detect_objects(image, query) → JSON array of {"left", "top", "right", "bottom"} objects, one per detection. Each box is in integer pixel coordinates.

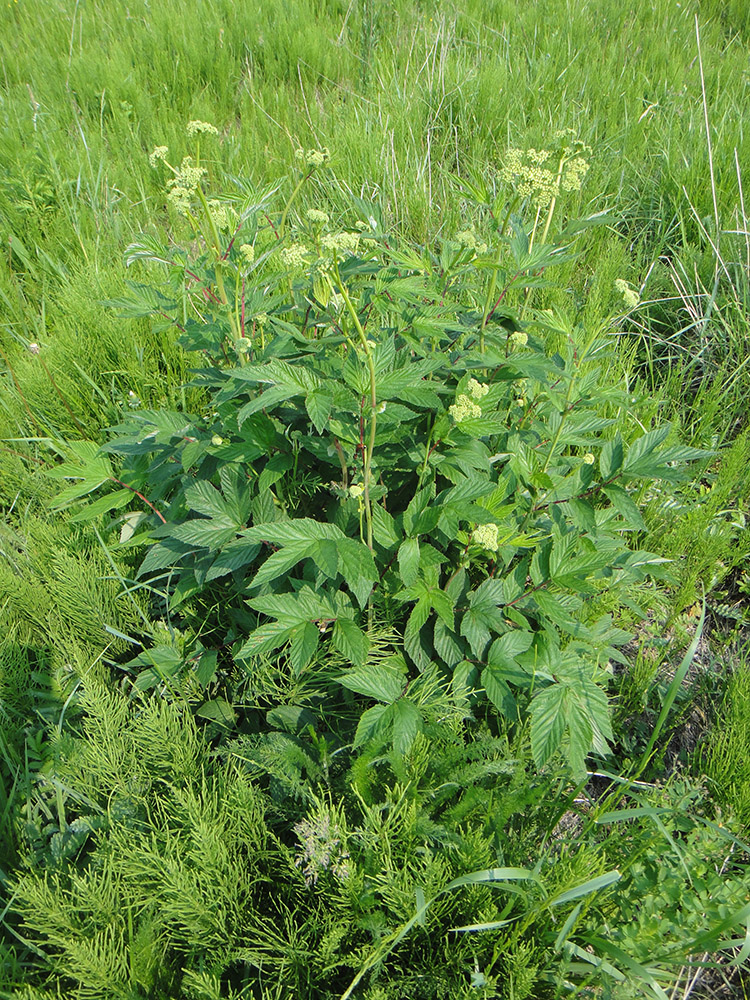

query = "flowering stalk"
[
  {"left": 194, "top": 186, "right": 240, "bottom": 342},
  {"left": 332, "top": 254, "right": 376, "bottom": 554}
]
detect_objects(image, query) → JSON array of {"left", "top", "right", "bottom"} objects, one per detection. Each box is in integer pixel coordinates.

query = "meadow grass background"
[{"left": 2, "top": 0, "right": 750, "bottom": 994}]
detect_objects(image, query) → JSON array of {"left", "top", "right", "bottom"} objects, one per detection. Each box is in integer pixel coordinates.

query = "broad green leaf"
[
  {"left": 469, "top": 578, "right": 506, "bottom": 610},
  {"left": 372, "top": 503, "right": 399, "bottom": 548},
  {"left": 185, "top": 480, "right": 232, "bottom": 522},
  {"left": 67, "top": 488, "right": 131, "bottom": 522},
  {"left": 248, "top": 538, "right": 312, "bottom": 588},
  {"left": 603, "top": 484, "right": 646, "bottom": 531},
  {"left": 403, "top": 483, "right": 435, "bottom": 536},
  {"left": 332, "top": 617, "right": 370, "bottom": 666},
  {"left": 237, "top": 621, "right": 295, "bottom": 659},
  {"left": 337, "top": 537, "right": 378, "bottom": 608},
  {"left": 169, "top": 517, "right": 238, "bottom": 549},
  {"left": 338, "top": 659, "right": 405, "bottom": 702},
  {"left": 482, "top": 665, "right": 517, "bottom": 719},
  {"left": 404, "top": 598, "right": 432, "bottom": 669},
  {"left": 243, "top": 518, "right": 345, "bottom": 546},
  {"left": 398, "top": 537, "right": 420, "bottom": 588},
  {"left": 599, "top": 434, "right": 624, "bottom": 480},
  {"left": 289, "top": 621, "right": 320, "bottom": 674},
  {"left": 206, "top": 539, "right": 260, "bottom": 581},
  {"left": 311, "top": 538, "right": 339, "bottom": 578},
  {"left": 354, "top": 703, "right": 393, "bottom": 748},
  {"left": 392, "top": 698, "right": 422, "bottom": 754},
  {"left": 305, "top": 389, "right": 333, "bottom": 434},
  {"left": 530, "top": 684, "right": 567, "bottom": 768}
]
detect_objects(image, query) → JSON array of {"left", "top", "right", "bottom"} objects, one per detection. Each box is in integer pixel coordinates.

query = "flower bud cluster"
[
  {"left": 449, "top": 394, "right": 482, "bottom": 421},
  {"left": 472, "top": 523, "right": 499, "bottom": 552},
  {"left": 186, "top": 120, "right": 219, "bottom": 136},
  {"left": 614, "top": 278, "right": 640, "bottom": 310},
  {"left": 295, "top": 147, "right": 330, "bottom": 168},
  {"left": 280, "top": 244, "right": 309, "bottom": 269},
  {"left": 321, "top": 231, "right": 360, "bottom": 256}
]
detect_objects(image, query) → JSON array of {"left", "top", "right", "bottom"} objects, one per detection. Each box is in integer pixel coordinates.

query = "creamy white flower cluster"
[
  {"left": 280, "top": 243, "right": 309, "bottom": 269},
  {"left": 472, "top": 523, "right": 499, "bottom": 552},
  {"left": 321, "top": 231, "right": 360, "bottom": 256},
  {"left": 449, "top": 379, "right": 489, "bottom": 421},
  {"left": 614, "top": 278, "right": 640, "bottom": 310},
  {"left": 295, "top": 147, "right": 330, "bottom": 168}
]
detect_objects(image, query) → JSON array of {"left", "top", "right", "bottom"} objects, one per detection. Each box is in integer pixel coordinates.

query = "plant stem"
[
  {"left": 195, "top": 186, "right": 239, "bottom": 341},
  {"left": 333, "top": 255, "right": 376, "bottom": 554},
  {"left": 279, "top": 169, "right": 312, "bottom": 240}
]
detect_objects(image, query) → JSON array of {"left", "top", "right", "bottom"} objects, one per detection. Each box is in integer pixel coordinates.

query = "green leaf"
[
  {"left": 206, "top": 539, "right": 260, "bottom": 581},
  {"left": 398, "top": 537, "right": 420, "bottom": 587},
  {"left": 258, "top": 453, "right": 294, "bottom": 493},
  {"left": 338, "top": 659, "right": 405, "bottom": 702},
  {"left": 372, "top": 503, "right": 399, "bottom": 548},
  {"left": 248, "top": 538, "right": 313, "bottom": 589},
  {"left": 469, "top": 578, "right": 506, "bottom": 610},
  {"left": 600, "top": 434, "right": 624, "bottom": 480},
  {"left": 337, "top": 537, "right": 378, "bottom": 608},
  {"left": 184, "top": 480, "right": 232, "bottom": 522},
  {"left": 602, "top": 484, "right": 646, "bottom": 530},
  {"left": 403, "top": 483, "right": 435, "bottom": 536},
  {"left": 237, "top": 621, "right": 295, "bottom": 659},
  {"left": 392, "top": 698, "right": 422, "bottom": 754},
  {"left": 481, "top": 665, "right": 517, "bottom": 719},
  {"left": 404, "top": 598, "right": 432, "bottom": 670},
  {"left": 332, "top": 617, "right": 370, "bottom": 666},
  {"left": 354, "top": 703, "right": 393, "bottom": 748},
  {"left": 530, "top": 684, "right": 567, "bottom": 768},
  {"left": 305, "top": 389, "right": 333, "bottom": 434},
  {"left": 67, "top": 489, "right": 132, "bottom": 522},
  {"left": 169, "top": 517, "right": 238, "bottom": 549},
  {"left": 312, "top": 538, "right": 340, "bottom": 578},
  {"left": 194, "top": 698, "right": 236, "bottom": 725},
  {"left": 244, "top": 518, "right": 345, "bottom": 545},
  {"left": 289, "top": 621, "right": 320, "bottom": 674},
  {"left": 622, "top": 426, "right": 670, "bottom": 476}
]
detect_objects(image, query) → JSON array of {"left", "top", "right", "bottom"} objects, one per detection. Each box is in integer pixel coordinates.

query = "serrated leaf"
[
  {"left": 169, "top": 517, "right": 238, "bottom": 549},
  {"left": 482, "top": 665, "right": 517, "bottom": 719},
  {"left": 237, "top": 621, "right": 295, "bottom": 659},
  {"left": 332, "top": 617, "right": 370, "bottom": 666},
  {"left": 305, "top": 389, "right": 333, "bottom": 434},
  {"left": 530, "top": 684, "right": 567, "bottom": 768},
  {"left": 600, "top": 435, "right": 624, "bottom": 480},
  {"left": 603, "top": 484, "right": 646, "bottom": 531},
  {"left": 433, "top": 619, "right": 464, "bottom": 668},
  {"left": 398, "top": 537, "right": 420, "bottom": 587},
  {"left": 248, "top": 538, "right": 311, "bottom": 589},
  {"left": 392, "top": 698, "right": 422, "bottom": 755},
  {"left": 354, "top": 703, "right": 393, "bottom": 748},
  {"left": 337, "top": 537, "right": 378, "bottom": 608},
  {"left": 243, "top": 518, "right": 345, "bottom": 546},
  {"left": 185, "top": 480, "right": 232, "bottom": 522},
  {"left": 206, "top": 539, "right": 260, "bottom": 580},
  {"left": 312, "top": 538, "right": 340, "bottom": 578},
  {"left": 67, "top": 489, "right": 131, "bottom": 522},
  {"left": 372, "top": 503, "right": 399, "bottom": 548},
  {"left": 289, "top": 621, "right": 320, "bottom": 674},
  {"left": 338, "top": 660, "right": 405, "bottom": 702}
]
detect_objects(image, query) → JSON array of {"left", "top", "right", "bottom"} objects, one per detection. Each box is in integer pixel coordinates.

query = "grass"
[{"left": 2, "top": 0, "right": 750, "bottom": 996}]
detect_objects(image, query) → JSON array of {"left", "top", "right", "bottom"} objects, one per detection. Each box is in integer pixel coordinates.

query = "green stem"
[
  {"left": 334, "top": 255, "right": 376, "bottom": 554},
  {"left": 279, "top": 169, "right": 312, "bottom": 240},
  {"left": 480, "top": 197, "right": 517, "bottom": 352},
  {"left": 195, "top": 186, "right": 239, "bottom": 341}
]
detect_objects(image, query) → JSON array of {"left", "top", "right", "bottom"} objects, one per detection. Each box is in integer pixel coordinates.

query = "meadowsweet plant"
[{"left": 57, "top": 132, "right": 709, "bottom": 776}]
